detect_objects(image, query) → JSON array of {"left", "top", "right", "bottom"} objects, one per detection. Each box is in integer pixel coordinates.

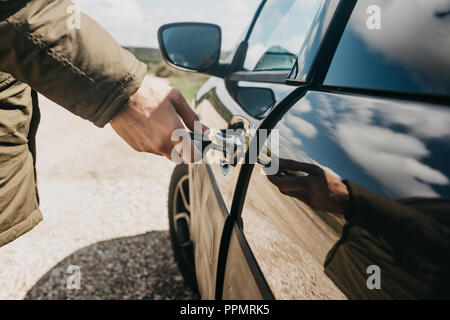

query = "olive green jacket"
[{"left": 0, "top": 0, "right": 147, "bottom": 247}]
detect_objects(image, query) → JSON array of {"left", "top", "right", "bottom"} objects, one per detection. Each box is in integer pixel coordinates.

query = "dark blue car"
[{"left": 160, "top": 0, "right": 450, "bottom": 299}]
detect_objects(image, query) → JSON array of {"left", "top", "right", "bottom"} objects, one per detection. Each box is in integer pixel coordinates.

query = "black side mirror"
[{"left": 158, "top": 22, "right": 224, "bottom": 76}]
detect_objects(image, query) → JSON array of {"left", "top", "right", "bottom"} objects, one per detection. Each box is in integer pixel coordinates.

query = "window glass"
[
  {"left": 243, "top": 0, "right": 323, "bottom": 71},
  {"left": 293, "top": 0, "right": 340, "bottom": 81},
  {"left": 324, "top": 0, "right": 450, "bottom": 96}
]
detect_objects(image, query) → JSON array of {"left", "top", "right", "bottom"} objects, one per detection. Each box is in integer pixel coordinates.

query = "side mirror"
[{"left": 158, "top": 22, "right": 223, "bottom": 76}]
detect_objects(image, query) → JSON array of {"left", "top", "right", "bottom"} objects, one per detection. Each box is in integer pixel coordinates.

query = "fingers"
[
  {"left": 283, "top": 191, "right": 309, "bottom": 203},
  {"left": 170, "top": 90, "right": 209, "bottom": 135},
  {"left": 267, "top": 174, "right": 308, "bottom": 193},
  {"left": 267, "top": 175, "right": 310, "bottom": 203},
  {"left": 115, "top": 77, "right": 209, "bottom": 162},
  {"left": 172, "top": 133, "right": 202, "bottom": 163},
  {"left": 149, "top": 99, "right": 202, "bottom": 163},
  {"left": 163, "top": 99, "right": 203, "bottom": 163},
  {"left": 278, "top": 158, "right": 322, "bottom": 175}
]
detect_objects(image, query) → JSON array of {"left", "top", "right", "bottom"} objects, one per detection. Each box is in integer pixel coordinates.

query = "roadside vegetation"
[
  {"left": 125, "top": 47, "right": 210, "bottom": 104},
  {"left": 152, "top": 61, "right": 210, "bottom": 103}
]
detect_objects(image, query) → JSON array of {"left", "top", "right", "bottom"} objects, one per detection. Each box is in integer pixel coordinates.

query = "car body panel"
[
  {"left": 239, "top": 89, "right": 450, "bottom": 299},
  {"left": 221, "top": 227, "right": 264, "bottom": 300},
  {"left": 240, "top": 161, "right": 346, "bottom": 299},
  {"left": 192, "top": 74, "right": 297, "bottom": 298},
  {"left": 189, "top": 161, "right": 228, "bottom": 299},
  {"left": 190, "top": 0, "right": 343, "bottom": 300},
  {"left": 184, "top": 0, "right": 450, "bottom": 300}
]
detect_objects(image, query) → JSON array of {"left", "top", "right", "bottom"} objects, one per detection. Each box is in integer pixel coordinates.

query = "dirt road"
[{"left": 0, "top": 78, "right": 197, "bottom": 299}]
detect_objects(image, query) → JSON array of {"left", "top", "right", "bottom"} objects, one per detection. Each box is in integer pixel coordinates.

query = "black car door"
[
  {"left": 223, "top": 0, "right": 450, "bottom": 300},
  {"left": 192, "top": 0, "right": 328, "bottom": 299},
  {"left": 218, "top": 0, "right": 341, "bottom": 299}
]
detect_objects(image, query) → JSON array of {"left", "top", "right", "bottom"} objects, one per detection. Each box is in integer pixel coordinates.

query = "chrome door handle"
[
  {"left": 190, "top": 127, "right": 247, "bottom": 175},
  {"left": 214, "top": 129, "right": 246, "bottom": 167},
  {"left": 190, "top": 129, "right": 245, "bottom": 157},
  {"left": 214, "top": 129, "right": 245, "bottom": 152}
]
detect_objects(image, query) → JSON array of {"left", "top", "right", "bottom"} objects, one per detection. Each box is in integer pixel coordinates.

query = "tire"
[{"left": 168, "top": 164, "right": 199, "bottom": 293}]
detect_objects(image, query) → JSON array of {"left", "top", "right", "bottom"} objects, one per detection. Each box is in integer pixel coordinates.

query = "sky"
[{"left": 73, "top": 0, "right": 261, "bottom": 50}]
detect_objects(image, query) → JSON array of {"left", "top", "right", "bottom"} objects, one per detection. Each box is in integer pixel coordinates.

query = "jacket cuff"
[
  {"left": 342, "top": 179, "right": 369, "bottom": 225},
  {"left": 91, "top": 58, "right": 147, "bottom": 128}
]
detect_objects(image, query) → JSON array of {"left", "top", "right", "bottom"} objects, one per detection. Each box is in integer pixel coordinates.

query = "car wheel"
[{"left": 168, "top": 164, "right": 198, "bottom": 293}]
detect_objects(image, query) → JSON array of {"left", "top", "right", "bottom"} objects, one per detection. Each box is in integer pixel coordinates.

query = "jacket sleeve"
[
  {"left": 343, "top": 180, "right": 450, "bottom": 266},
  {"left": 0, "top": 0, "right": 147, "bottom": 127}
]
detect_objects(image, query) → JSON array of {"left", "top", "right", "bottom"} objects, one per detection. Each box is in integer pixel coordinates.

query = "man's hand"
[
  {"left": 267, "top": 159, "right": 350, "bottom": 215},
  {"left": 110, "top": 77, "right": 208, "bottom": 162}
]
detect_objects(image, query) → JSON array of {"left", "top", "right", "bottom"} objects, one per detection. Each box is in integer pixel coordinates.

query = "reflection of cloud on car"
[{"left": 159, "top": 0, "right": 450, "bottom": 300}]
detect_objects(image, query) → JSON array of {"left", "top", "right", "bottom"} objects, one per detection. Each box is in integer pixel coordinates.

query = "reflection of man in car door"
[{"left": 268, "top": 158, "right": 450, "bottom": 299}]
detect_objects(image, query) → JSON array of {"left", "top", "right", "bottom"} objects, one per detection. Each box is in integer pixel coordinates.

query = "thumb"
[{"left": 170, "top": 90, "right": 209, "bottom": 134}]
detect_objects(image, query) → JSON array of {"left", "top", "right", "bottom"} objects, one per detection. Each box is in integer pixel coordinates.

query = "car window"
[
  {"left": 324, "top": 0, "right": 450, "bottom": 96},
  {"left": 243, "top": 0, "right": 323, "bottom": 72},
  {"left": 293, "top": 0, "right": 340, "bottom": 81}
]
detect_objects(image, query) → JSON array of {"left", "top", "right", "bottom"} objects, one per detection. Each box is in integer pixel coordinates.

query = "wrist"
[
  {"left": 341, "top": 180, "right": 357, "bottom": 224},
  {"left": 332, "top": 180, "right": 350, "bottom": 216}
]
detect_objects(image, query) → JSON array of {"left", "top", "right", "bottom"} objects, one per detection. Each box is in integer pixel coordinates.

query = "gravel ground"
[
  {"left": 25, "top": 231, "right": 198, "bottom": 300},
  {"left": 0, "top": 77, "right": 198, "bottom": 299}
]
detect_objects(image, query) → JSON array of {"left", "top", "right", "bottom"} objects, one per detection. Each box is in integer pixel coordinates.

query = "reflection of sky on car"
[
  {"left": 245, "top": 0, "right": 322, "bottom": 70},
  {"left": 325, "top": 0, "right": 450, "bottom": 96},
  {"left": 272, "top": 93, "right": 450, "bottom": 199},
  {"left": 296, "top": 0, "right": 339, "bottom": 81}
]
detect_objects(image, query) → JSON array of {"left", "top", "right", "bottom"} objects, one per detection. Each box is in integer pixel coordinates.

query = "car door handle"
[
  {"left": 190, "top": 126, "right": 247, "bottom": 175},
  {"left": 215, "top": 129, "right": 245, "bottom": 175},
  {"left": 190, "top": 129, "right": 246, "bottom": 157},
  {"left": 214, "top": 129, "right": 245, "bottom": 152}
]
